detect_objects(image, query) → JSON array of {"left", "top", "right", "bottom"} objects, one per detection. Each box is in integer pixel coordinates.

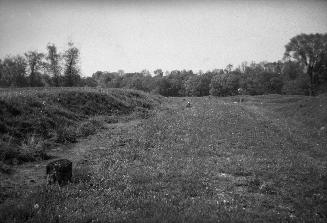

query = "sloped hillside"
[{"left": 0, "top": 88, "right": 161, "bottom": 162}]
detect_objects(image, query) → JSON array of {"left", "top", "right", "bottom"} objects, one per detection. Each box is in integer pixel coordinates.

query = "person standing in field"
[{"left": 238, "top": 88, "right": 245, "bottom": 103}]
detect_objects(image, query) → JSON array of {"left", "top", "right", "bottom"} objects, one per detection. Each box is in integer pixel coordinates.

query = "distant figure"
[
  {"left": 238, "top": 88, "right": 246, "bottom": 103},
  {"left": 186, "top": 101, "right": 191, "bottom": 107}
]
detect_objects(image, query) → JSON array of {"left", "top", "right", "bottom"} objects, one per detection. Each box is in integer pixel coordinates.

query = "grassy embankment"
[
  {"left": 0, "top": 87, "right": 161, "bottom": 166},
  {"left": 1, "top": 92, "right": 327, "bottom": 222}
]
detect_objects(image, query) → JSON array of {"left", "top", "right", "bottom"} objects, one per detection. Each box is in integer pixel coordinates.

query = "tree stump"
[{"left": 46, "top": 159, "right": 72, "bottom": 186}]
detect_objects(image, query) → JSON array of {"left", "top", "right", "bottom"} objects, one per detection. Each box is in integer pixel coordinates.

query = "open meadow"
[
  {"left": 1, "top": 88, "right": 326, "bottom": 222},
  {"left": 1, "top": 0, "right": 327, "bottom": 221}
]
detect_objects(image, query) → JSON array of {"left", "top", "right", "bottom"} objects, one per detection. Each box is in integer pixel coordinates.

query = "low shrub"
[
  {"left": 73, "top": 164, "right": 94, "bottom": 183},
  {"left": 78, "top": 117, "right": 105, "bottom": 137},
  {"left": 0, "top": 161, "right": 11, "bottom": 173},
  {"left": 54, "top": 125, "right": 78, "bottom": 143},
  {"left": 0, "top": 136, "right": 50, "bottom": 164},
  {"left": 19, "top": 136, "right": 49, "bottom": 162},
  {"left": 103, "top": 115, "right": 119, "bottom": 124}
]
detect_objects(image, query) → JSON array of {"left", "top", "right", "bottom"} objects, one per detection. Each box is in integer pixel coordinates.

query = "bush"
[
  {"left": 78, "top": 116, "right": 106, "bottom": 137},
  {"left": 0, "top": 136, "right": 50, "bottom": 164},
  {"left": 240, "top": 72, "right": 283, "bottom": 95},
  {"left": 103, "top": 115, "right": 119, "bottom": 124},
  {"left": 19, "top": 136, "right": 49, "bottom": 162},
  {"left": 210, "top": 73, "right": 239, "bottom": 96},
  {"left": 73, "top": 164, "right": 94, "bottom": 183},
  {"left": 0, "top": 161, "right": 11, "bottom": 173},
  {"left": 55, "top": 125, "right": 78, "bottom": 143},
  {"left": 282, "top": 75, "right": 310, "bottom": 95}
]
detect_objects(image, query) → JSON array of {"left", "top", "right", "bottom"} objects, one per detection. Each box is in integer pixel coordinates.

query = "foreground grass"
[
  {"left": 0, "top": 87, "right": 160, "bottom": 164},
  {"left": 1, "top": 94, "right": 327, "bottom": 222}
]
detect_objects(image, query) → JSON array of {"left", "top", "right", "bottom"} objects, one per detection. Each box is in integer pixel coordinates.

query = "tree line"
[
  {"left": 91, "top": 61, "right": 295, "bottom": 97},
  {"left": 0, "top": 42, "right": 95, "bottom": 88},
  {"left": 1, "top": 33, "right": 326, "bottom": 96}
]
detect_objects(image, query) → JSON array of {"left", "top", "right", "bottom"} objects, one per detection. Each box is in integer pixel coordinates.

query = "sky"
[{"left": 0, "top": 0, "right": 327, "bottom": 76}]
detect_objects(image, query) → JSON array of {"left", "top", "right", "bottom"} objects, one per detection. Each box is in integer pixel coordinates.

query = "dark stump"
[{"left": 46, "top": 159, "right": 72, "bottom": 186}]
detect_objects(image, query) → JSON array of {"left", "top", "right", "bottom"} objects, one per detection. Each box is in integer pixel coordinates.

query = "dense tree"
[
  {"left": 282, "top": 61, "right": 304, "bottom": 80},
  {"left": 0, "top": 59, "right": 7, "bottom": 87},
  {"left": 92, "top": 71, "right": 120, "bottom": 88},
  {"left": 224, "top": 64, "right": 233, "bottom": 74},
  {"left": 1, "top": 56, "right": 28, "bottom": 87},
  {"left": 257, "top": 72, "right": 283, "bottom": 94},
  {"left": 184, "top": 72, "right": 214, "bottom": 97},
  {"left": 117, "top": 69, "right": 125, "bottom": 76},
  {"left": 262, "top": 61, "right": 283, "bottom": 74},
  {"left": 284, "top": 33, "right": 327, "bottom": 95},
  {"left": 25, "top": 51, "right": 44, "bottom": 87},
  {"left": 141, "top": 69, "right": 151, "bottom": 76},
  {"left": 81, "top": 77, "right": 98, "bottom": 87},
  {"left": 154, "top": 69, "right": 163, "bottom": 77},
  {"left": 46, "top": 43, "right": 62, "bottom": 86},
  {"left": 63, "top": 42, "right": 81, "bottom": 86},
  {"left": 165, "top": 70, "right": 195, "bottom": 96},
  {"left": 200, "top": 71, "right": 216, "bottom": 95},
  {"left": 210, "top": 72, "right": 240, "bottom": 96},
  {"left": 184, "top": 75, "right": 202, "bottom": 96},
  {"left": 154, "top": 78, "right": 171, "bottom": 96},
  {"left": 1, "top": 33, "right": 325, "bottom": 96},
  {"left": 282, "top": 74, "right": 310, "bottom": 95}
]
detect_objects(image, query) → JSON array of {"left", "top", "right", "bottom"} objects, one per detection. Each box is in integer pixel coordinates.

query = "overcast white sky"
[{"left": 0, "top": 0, "right": 327, "bottom": 76}]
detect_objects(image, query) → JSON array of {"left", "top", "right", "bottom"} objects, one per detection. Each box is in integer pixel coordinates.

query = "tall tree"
[
  {"left": 284, "top": 33, "right": 327, "bottom": 95},
  {"left": 25, "top": 51, "right": 44, "bottom": 86},
  {"left": 154, "top": 69, "right": 163, "bottom": 77},
  {"left": 63, "top": 42, "right": 81, "bottom": 86},
  {"left": 141, "top": 69, "right": 150, "bottom": 76},
  {"left": 46, "top": 43, "right": 62, "bottom": 86},
  {"left": 117, "top": 69, "right": 125, "bottom": 76},
  {"left": 224, "top": 64, "right": 233, "bottom": 74},
  {"left": 282, "top": 61, "right": 304, "bottom": 80},
  {"left": 184, "top": 75, "right": 202, "bottom": 96},
  {"left": 0, "top": 59, "right": 6, "bottom": 87},
  {"left": 210, "top": 72, "right": 240, "bottom": 96},
  {"left": 1, "top": 55, "right": 28, "bottom": 87}
]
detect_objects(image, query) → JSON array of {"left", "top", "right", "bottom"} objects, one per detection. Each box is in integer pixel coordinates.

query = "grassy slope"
[
  {"left": 1, "top": 94, "right": 326, "bottom": 222},
  {"left": 0, "top": 87, "right": 161, "bottom": 162}
]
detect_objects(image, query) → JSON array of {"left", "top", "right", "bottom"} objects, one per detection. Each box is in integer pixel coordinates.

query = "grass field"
[{"left": 0, "top": 90, "right": 327, "bottom": 222}]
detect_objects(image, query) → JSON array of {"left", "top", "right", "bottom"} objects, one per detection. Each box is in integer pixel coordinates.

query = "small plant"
[
  {"left": 78, "top": 121, "right": 97, "bottom": 137},
  {"left": 55, "top": 125, "right": 78, "bottom": 143},
  {"left": 73, "top": 164, "right": 94, "bottom": 183},
  {"left": 0, "top": 137, "right": 17, "bottom": 162},
  {"left": 78, "top": 117, "right": 105, "bottom": 137},
  {"left": 0, "top": 161, "right": 11, "bottom": 173},
  {"left": 19, "top": 135, "right": 49, "bottom": 162},
  {"left": 0, "top": 135, "right": 50, "bottom": 164},
  {"left": 104, "top": 115, "right": 119, "bottom": 124}
]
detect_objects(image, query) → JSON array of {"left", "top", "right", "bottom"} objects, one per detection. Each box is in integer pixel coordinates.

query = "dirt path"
[{"left": 0, "top": 119, "right": 142, "bottom": 193}]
